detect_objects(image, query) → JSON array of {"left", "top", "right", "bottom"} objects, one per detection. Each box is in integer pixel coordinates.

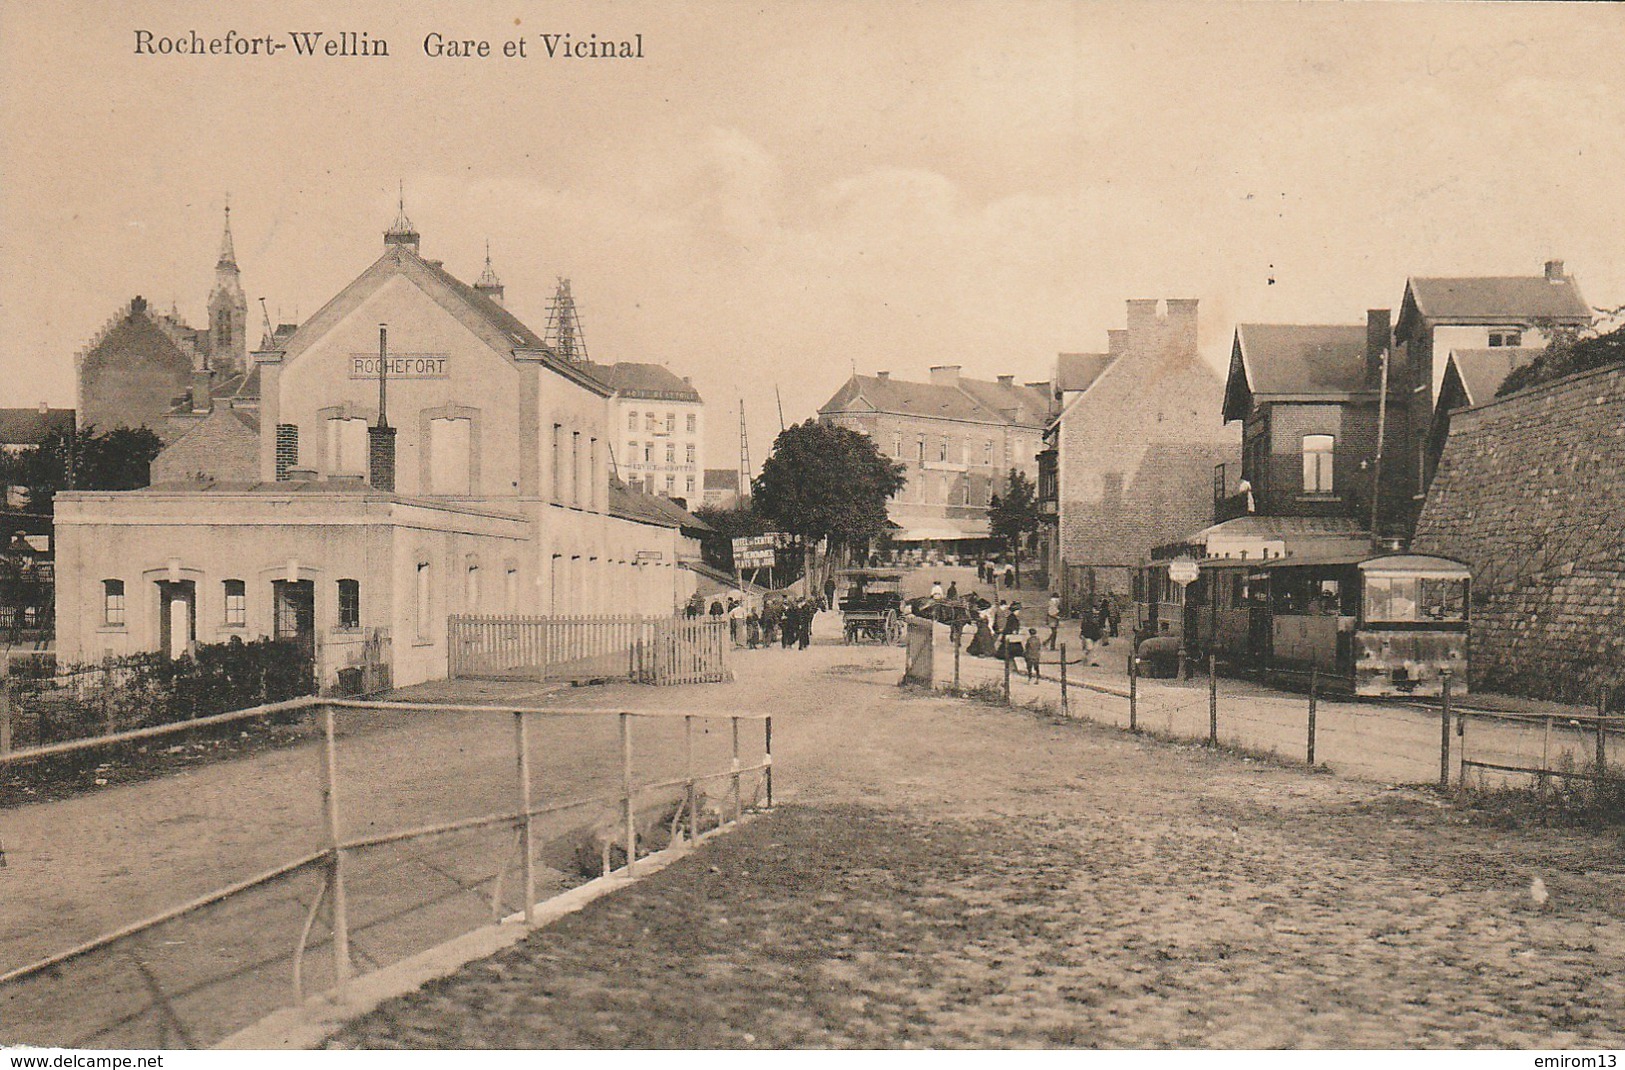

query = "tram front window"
[{"left": 1365, "top": 576, "right": 1466, "bottom": 622}]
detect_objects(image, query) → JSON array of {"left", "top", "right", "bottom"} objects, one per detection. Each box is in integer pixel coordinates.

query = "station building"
[{"left": 54, "top": 208, "right": 697, "bottom": 688}]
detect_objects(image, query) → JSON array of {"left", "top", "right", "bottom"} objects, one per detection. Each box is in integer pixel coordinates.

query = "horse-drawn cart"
[{"left": 836, "top": 570, "right": 906, "bottom": 644}]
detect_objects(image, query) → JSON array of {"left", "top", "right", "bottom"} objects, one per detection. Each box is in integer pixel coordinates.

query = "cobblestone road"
[{"left": 332, "top": 636, "right": 1625, "bottom": 1049}]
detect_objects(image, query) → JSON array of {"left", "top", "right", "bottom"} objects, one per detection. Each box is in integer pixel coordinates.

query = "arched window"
[{"left": 1302, "top": 434, "right": 1335, "bottom": 494}]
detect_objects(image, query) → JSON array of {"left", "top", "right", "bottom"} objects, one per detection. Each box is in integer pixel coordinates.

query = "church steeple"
[
  {"left": 207, "top": 196, "right": 248, "bottom": 375},
  {"left": 384, "top": 181, "right": 420, "bottom": 253},
  {"left": 474, "top": 240, "right": 505, "bottom": 305},
  {"left": 217, "top": 198, "right": 239, "bottom": 271}
]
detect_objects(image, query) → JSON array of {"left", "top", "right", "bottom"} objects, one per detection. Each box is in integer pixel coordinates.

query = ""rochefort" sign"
[{"left": 349, "top": 354, "right": 450, "bottom": 379}]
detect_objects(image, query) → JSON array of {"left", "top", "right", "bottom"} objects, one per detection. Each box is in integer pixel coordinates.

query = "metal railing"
[{"left": 0, "top": 696, "right": 771, "bottom": 1049}]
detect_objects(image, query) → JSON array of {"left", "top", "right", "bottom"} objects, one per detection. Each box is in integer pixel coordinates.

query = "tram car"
[{"left": 1135, "top": 552, "right": 1470, "bottom": 697}]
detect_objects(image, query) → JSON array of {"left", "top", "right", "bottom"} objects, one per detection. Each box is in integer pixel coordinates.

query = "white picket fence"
[{"left": 449, "top": 615, "right": 731, "bottom": 686}]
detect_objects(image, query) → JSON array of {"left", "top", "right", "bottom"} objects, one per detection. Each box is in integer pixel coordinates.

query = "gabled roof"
[
  {"left": 952, "top": 377, "right": 1049, "bottom": 428},
  {"left": 271, "top": 243, "right": 612, "bottom": 396},
  {"left": 818, "top": 373, "right": 1041, "bottom": 426},
  {"left": 1225, "top": 324, "right": 1368, "bottom": 422},
  {"left": 1439, "top": 347, "right": 1543, "bottom": 410},
  {"left": 1405, "top": 275, "right": 1591, "bottom": 325},
  {"left": 607, "top": 476, "right": 710, "bottom": 531},
  {"left": 580, "top": 361, "right": 702, "bottom": 402},
  {"left": 1055, "top": 352, "right": 1115, "bottom": 396},
  {"left": 0, "top": 408, "right": 75, "bottom": 445}
]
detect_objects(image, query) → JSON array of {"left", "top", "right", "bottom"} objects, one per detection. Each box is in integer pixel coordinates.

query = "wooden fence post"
[
  {"left": 684, "top": 715, "right": 698, "bottom": 844},
  {"left": 953, "top": 634, "right": 961, "bottom": 695},
  {"left": 1208, "top": 654, "right": 1218, "bottom": 747},
  {"left": 1059, "top": 643, "right": 1068, "bottom": 716},
  {"left": 318, "top": 703, "right": 351, "bottom": 987},
  {"left": 1598, "top": 685, "right": 1611, "bottom": 782},
  {"left": 764, "top": 715, "right": 773, "bottom": 809},
  {"left": 620, "top": 712, "right": 636, "bottom": 877},
  {"left": 514, "top": 711, "right": 535, "bottom": 924},
  {"left": 1002, "top": 648, "right": 1012, "bottom": 706},
  {"left": 1438, "top": 671, "right": 1453, "bottom": 790},
  {"left": 730, "top": 715, "right": 742, "bottom": 824},
  {"left": 1128, "top": 652, "right": 1138, "bottom": 733},
  {"left": 1307, "top": 667, "right": 1317, "bottom": 766}
]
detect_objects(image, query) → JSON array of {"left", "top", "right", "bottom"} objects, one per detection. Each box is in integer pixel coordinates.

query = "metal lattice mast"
[{"left": 544, "top": 277, "right": 588, "bottom": 364}]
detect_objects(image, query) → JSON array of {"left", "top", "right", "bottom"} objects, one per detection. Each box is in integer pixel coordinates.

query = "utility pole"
[
  {"left": 738, "top": 399, "right": 751, "bottom": 505},
  {"left": 1370, "top": 346, "right": 1389, "bottom": 541}
]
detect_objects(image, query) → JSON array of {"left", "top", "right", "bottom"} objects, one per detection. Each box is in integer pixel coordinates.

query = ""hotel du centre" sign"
[{"left": 348, "top": 352, "right": 451, "bottom": 379}]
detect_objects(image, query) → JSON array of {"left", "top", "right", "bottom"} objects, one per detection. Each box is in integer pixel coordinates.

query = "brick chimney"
[
  {"left": 191, "top": 369, "right": 213, "bottom": 414},
  {"left": 37, "top": 401, "right": 49, "bottom": 416},
  {"left": 368, "top": 425, "right": 397, "bottom": 491},
  {"left": 1545, "top": 259, "right": 1565, "bottom": 281},
  {"left": 996, "top": 374, "right": 1015, "bottom": 388},
  {"left": 1366, "top": 309, "right": 1392, "bottom": 389},
  {"left": 1107, "top": 329, "right": 1128, "bottom": 359},
  {"left": 929, "top": 365, "right": 962, "bottom": 385},
  {"left": 1165, "top": 298, "right": 1199, "bottom": 351},
  {"left": 875, "top": 371, "right": 890, "bottom": 381},
  {"left": 1126, "top": 299, "right": 1161, "bottom": 334}
]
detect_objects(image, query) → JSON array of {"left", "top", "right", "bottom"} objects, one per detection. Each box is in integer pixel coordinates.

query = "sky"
[{"left": 3, "top": 0, "right": 1624, "bottom": 469}]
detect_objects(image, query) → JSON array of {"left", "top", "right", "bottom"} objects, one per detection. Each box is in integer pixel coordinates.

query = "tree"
[
  {"left": 752, "top": 420, "right": 907, "bottom": 585},
  {"left": 1496, "top": 318, "right": 1625, "bottom": 397},
  {"left": 9, "top": 425, "right": 165, "bottom": 513},
  {"left": 691, "top": 503, "right": 767, "bottom": 573},
  {"left": 988, "top": 468, "right": 1040, "bottom": 587}
]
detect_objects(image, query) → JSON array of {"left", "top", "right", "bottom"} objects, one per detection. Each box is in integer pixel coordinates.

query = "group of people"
[
  {"left": 975, "top": 559, "right": 1019, "bottom": 588},
  {"left": 685, "top": 591, "right": 818, "bottom": 650},
  {"left": 959, "top": 591, "right": 1121, "bottom": 677}
]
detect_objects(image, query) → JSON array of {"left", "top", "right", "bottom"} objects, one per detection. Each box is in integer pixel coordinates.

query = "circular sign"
[{"left": 1167, "top": 558, "right": 1200, "bottom": 586}]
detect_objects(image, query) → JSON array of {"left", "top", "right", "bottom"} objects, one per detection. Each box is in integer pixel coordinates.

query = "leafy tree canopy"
[
  {"left": 1497, "top": 318, "right": 1625, "bottom": 398},
  {"left": 752, "top": 420, "right": 906, "bottom": 551},
  {"left": 988, "top": 468, "right": 1040, "bottom": 549},
  {"left": 1, "top": 425, "right": 165, "bottom": 513}
]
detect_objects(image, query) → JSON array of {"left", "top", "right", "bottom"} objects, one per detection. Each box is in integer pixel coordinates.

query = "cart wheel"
[{"left": 886, "top": 610, "right": 904, "bottom": 645}]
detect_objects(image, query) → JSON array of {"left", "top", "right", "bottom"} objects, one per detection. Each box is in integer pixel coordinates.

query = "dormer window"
[{"left": 1488, "top": 329, "right": 1522, "bottom": 348}]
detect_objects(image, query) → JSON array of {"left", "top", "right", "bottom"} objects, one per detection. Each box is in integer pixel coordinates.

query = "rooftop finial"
[
  {"left": 474, "top": 239, "right": 504, "bottom": 303},
  {"left": 384, "top": 181, "right": 420, "bottom": 251}
]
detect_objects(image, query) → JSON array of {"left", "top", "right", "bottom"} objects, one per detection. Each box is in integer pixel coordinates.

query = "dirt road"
[{"left": 329, "top": 630, "right": 1625, "bottom": 1048}]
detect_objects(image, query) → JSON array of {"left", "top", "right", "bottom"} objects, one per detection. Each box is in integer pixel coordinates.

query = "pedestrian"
[
  {"left": 798, "top": 597, "right": 815, "bottom": 650},
  {"left": 1096, "top": 596, "right": 1113, "bottom": 647},
  {"left": 1004, "top": 562, "right": 1016, "bottom": 589},
  {"left": 823, "top": 576, "right": 837, "bottom": 612},
  {"left": 762, "top": 598, "right": 782, "bottom": 645},
  {"left": 946, "top": 580, "right": 959, "bottom": 601},
  {"left": 709, "top": 599, "right": 725, "bottom": 618},
  {"left": 781, "top": 598, "right": 798, "bottom": 648},
  {"left": 746, "top": 607, "right": 761, "bottom": 649},
  {"left": 728, "top": 598, "right": 747, "bottom": 647},
  {"left": 999, "top": 601, "right": 1022, "bottom": 659},
  {"left": 1045, "top": 593, "right": 1061, "bottom": 650},
  {"left": 1024, "top": 628, "right": 1042, "bottom": 681},
  {"left": 1080, "top": 610, "right": 1103, "bottom": 666},
  {"left": 993, "top": 600, "right": 1010, "bottom": 637},
  {"left": 1107, "top": 599, "right": 1121, "bottom": 639}
]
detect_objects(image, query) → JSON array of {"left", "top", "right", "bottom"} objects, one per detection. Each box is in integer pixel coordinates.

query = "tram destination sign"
[{"left": 349, "top": 353, "right": 451, "bottom": 379}]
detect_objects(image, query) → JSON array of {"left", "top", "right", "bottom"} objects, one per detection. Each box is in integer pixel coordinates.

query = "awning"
[
  {"left": 1165, "top": 515, "right": 1371, "bottom": 563},
  {"left": 890, "top": 525, "right": 991, "bottom": 543}
]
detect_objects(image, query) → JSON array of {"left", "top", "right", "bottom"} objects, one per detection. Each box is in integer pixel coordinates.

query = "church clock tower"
[{"left": 206, "top": 200, "right": 248, "bottom": 375}]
